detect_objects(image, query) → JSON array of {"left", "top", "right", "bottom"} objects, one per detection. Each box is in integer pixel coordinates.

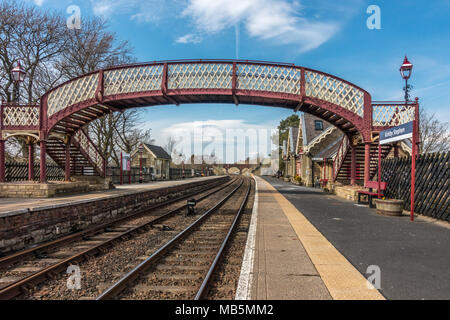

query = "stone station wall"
[{"left": 0, "top": 177, "right": 229, "bottom": 254}]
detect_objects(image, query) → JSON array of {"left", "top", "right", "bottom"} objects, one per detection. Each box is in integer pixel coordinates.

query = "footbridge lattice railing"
[
  {"left": 372, "top": 101, "right": 417, "bottom": 128},
  {"left": 43, "top": 60, "right": 370, "bottom": 123}
]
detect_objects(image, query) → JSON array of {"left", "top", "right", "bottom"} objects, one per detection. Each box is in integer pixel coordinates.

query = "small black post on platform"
[{"left": 187, "top": 199, "right": 197, "bottom": 216}]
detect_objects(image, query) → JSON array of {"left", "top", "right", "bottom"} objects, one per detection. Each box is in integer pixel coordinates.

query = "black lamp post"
[
  {"left": 400, "top": 56, "right": 413, "bottom": 103},
  {"left": 138, "top": 144, "right": 144, "bottom": 183},
  {"left": 11, "top": 61, "right": 26, "bottom": 102},
  {"left": 400, "top": 56, "right": 418, "bottom": 222}
]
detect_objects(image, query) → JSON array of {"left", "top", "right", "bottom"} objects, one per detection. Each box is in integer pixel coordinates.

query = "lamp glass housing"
[
  {"left": 400, "top": 67, "right": 412, "bottom": 80},
  {"left": 11, "top": 64, "right": 26, "bottom": 82},
  {"left": 400, "top": 56, "right": 413, "bottom": 80}
]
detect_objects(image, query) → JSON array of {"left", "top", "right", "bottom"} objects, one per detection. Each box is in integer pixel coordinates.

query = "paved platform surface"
[
  {"left": 250, "top": 176, "right": 384, "bottom": 300},
  {"left": 0, "top": 177, "right": 219, "bottom": 215},
  {"left": 261, "top": 176, "right": 450, "bottom": 300}
]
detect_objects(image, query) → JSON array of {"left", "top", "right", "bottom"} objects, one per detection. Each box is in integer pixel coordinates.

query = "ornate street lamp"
[
  {"left": 400, "top": 55, "right": 418, "bottom": 222},
  {"left": 11, "top": 61, "right": 26, "bottom": 102},
  {"left": 400, "top": 56, "right": 413, "bottom": 102}
]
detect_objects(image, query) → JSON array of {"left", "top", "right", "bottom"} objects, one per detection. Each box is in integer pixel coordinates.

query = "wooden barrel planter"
[{"left": 374, "top": 199, "right": 404, "bottom": 217}]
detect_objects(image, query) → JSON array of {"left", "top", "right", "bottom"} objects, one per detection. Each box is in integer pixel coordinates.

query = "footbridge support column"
[
  {"left": 0, "top": 139, "right": 5, "bottom": 183},
  {"left": 364, "top": 142, "right": 371, "bottom": 186},
  {"left": 350, "top": 144, "right": 356, "bottom": 186},
  {"left": 65, "top": 137, "right": 71, "bottom": 182},
  {"left": 40, "top": 139, "right": 47, "bottom": 183},
  {"left": 28, "top": 141, "right": 34, "bottom": 181}
]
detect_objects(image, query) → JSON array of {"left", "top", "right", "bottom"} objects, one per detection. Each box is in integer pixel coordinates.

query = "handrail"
[
  {"left": 333, "top": 135, "right": 350, "bottom": 181},
  {"left": 73, "top": 129, "right": 106, "bottom": 177},
  {"left": 372, "top": 100, "right": 417, "bottom": 105}
]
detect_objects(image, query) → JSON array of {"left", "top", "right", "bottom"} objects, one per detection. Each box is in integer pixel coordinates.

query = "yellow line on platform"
[{"left": 260, "top": 178, "right": 385, "bottom": 300}]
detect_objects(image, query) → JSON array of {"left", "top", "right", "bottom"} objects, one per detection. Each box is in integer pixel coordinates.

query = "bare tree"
[
  {"left": 0, "top": 0, "right": 19, "bottom": 102},
  {"left": 1, "top": 2, "right": 151, "bottom": 166},
  {"left": 0, "top": 1, "right": 68, "bottom": 103},
  {"left": 57, "top": 17, "right": 133, "bottom": 79},
  {"left": 419, "top": 108, "right": 450, "bottom": 154},
  {"left": 56, "top": 15, "right": 155, "bottom": 166},
  {"left": 165, "top": 136, "right": 177, "bottom": 155},
  {"left": 0, "top": 1, "right": 69, "bottom": 159}
]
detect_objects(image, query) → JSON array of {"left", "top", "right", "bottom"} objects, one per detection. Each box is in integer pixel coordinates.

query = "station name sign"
[
  {"left": 121, "top": 152, "right": 131, "bottom": 171},
  {"left": 380, "top": 121, "right": 413, "bottom": 145}
]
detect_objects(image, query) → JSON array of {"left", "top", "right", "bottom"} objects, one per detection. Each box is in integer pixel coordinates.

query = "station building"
[
  {"left": 130, "top": 143, "right": 171, "bottom": 180},
  {"left": 284, "top": 114, "right": 413, "bottom": 188},
  {"left": 285, "top": 114, "right": 343, "bottom": 187}
]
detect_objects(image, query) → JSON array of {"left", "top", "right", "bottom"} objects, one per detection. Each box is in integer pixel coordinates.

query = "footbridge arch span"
[
  {"left": 42, "top": 60, "right": 373, "bottom": 142},
  {"left": 1, "top": 60, "right": 419, "bottom": 184}
]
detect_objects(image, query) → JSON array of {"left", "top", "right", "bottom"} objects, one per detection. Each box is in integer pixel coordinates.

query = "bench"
[{"left": 358, "top": 181, "right": 387, "bottom": 208}]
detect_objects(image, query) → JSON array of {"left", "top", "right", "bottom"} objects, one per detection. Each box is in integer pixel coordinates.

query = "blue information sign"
[{"left": 380, "top": 121, "right": 413, "bottom": 144}]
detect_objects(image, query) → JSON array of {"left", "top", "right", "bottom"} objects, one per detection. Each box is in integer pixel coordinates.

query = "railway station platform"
[
  {"left": 0, "top": 177, "right": 219, "bottom": 215},
  {"left": 239, "top": 175, "right": 449, "bottom": 300},
  {"left": 237, "top": 175, "right": 385, "bottom": 300}
]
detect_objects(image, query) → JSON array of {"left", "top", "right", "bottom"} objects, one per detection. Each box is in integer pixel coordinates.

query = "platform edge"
[{"left": 235, "top": 175, "right": 259, "bottom": 300}]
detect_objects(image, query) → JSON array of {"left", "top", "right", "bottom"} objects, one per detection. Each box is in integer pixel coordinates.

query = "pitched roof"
[
  {"left": 144, "top": 144, "right": 171, "bottom": 160},
  {"left": 313, "top": 137, "right": 342, "bottom": 160},
  {"left": 302, "top": 113, "right": 333, "bottom": 146}
]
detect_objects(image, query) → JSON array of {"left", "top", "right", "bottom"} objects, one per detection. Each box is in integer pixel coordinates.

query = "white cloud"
[
  {"left": 182, "top": 0, "right": 340, "bottom": 52},
  {"left": 89, "top": 0, "right": 343, "bottom": 52},
  {"left": 33, "top": 0, "right": 45, "bottom": 6},
  {"left": 90, "top": 0, "right": 178, "bottom": 24},
  {"left": 175, "top": 33, "right": 202, "bottom": 44},
  {"left": 91, "top": 0, "right": 119, "bottom": 16}
]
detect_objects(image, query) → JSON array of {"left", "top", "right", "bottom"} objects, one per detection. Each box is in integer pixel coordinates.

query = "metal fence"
[
  {"left": 4, "top": 163, "right": 208, "bottom": 184},
  {"left": 106, "top": 167, "right": 206, "bottom": 184},
  {"left": 107, "top": 166, "right": 152, "bottom": 184},
  {"left": 5, "top": 162, "right": 64, "bottom": 182},
  {"left": 381, "top": 152, "right": 449, "bottom": 221}
]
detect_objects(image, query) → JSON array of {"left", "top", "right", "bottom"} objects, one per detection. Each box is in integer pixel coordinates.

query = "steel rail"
[
  {"left": 0, "top": 177, "right": 236, "bottom": 300},
  {"left": 0, "top": 177, "right": 229, "bottom": 270},
  {"left": 96, "top": 177, "right": 246, "bottom": 300},
  {"left": 194, "top": 179, "right": 251, "bottom": 300}
]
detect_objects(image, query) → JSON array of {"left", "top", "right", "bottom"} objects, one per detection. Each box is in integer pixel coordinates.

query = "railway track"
[
  {"left": 96, "top": 176, "right": 252, "bottom": 300},
  {"left": 0, "top": 177, "right": 237, "bottom": 300}
]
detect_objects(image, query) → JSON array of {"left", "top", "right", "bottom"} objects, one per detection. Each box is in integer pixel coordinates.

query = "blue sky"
[{"left": 30, "top": 0, "right": 450, "bottom": 152}]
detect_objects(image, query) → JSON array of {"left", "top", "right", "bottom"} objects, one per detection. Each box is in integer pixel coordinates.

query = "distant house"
[
  {"left": 286, "top": 113, "right": 343, "bottom": 187},
  {"left": 286, "top": 113, "right": 412, "bottom": 187},
  {"left": 130, "top": 143, "right": 171, "bottom": 180}
]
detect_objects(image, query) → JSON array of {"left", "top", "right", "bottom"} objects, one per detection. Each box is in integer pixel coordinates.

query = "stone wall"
[
  {"left": 0, "top": 181, "right": 90, "bottom": 198},
  {"left": 71, "top": 176, "right": 114, "bottom": 192},
  {"left": 334, "top": 185, "right": 362, "bottom": 201},
  {"left": 0, "top": 176, "right": 228, "bottom": 254}
]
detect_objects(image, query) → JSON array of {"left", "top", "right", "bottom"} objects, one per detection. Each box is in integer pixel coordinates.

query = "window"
[{"left": 314, "top": 120, "right": 323, "bottom": 131}]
